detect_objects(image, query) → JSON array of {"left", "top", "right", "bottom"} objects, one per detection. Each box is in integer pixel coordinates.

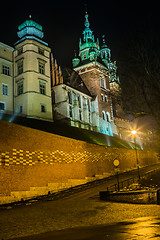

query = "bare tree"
[{"left": 120, "top": 26, "right": 160, "bottom": 125}]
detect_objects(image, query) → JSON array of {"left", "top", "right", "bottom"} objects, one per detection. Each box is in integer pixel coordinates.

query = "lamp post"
[
  {"left": 113, "top": 159, "right": 120, "bottom": 191},
  {"left": 131, "top": 130, "right": 140, "bottom": 180}
]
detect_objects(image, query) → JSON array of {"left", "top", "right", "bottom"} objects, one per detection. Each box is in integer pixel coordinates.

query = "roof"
[
  {"left": 62, "top": 67, "right": 92, "bottom": 97},
  {"left": 18, "top": 20, "right": 42, "bottom": 31},
  {"left": 0, "top": 42, "right": 14, "bottom": 51}
]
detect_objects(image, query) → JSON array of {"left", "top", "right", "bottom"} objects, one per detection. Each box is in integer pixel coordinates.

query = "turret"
[
  {"left": 15, "top": 15, "right": 48, "bottom": 46},
  {"left": 72, "top": 50, "right": 80, "bottom": 68},
  {"left": 100, "top": 35, "right": 111, "bottom": 66}
]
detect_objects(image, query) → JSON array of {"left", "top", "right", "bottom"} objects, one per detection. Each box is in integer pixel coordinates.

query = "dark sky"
[{"left": 1, "top": 1, "right": 159, "bottom": 68}]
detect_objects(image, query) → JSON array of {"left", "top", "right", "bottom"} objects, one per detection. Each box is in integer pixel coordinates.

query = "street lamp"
[{"left": 131, "top": 130, "right": 140, "bottom": 180}]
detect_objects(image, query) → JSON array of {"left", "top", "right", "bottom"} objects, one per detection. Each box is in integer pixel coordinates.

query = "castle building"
[
  {"left": 0, "top": 42, "right": 14, "bottom": 117},
  {"left": 0, "top": 17, "right": 52, "bottom": 121},
  {"left": 0, "top": 14, "right": 131, "bottom": 139},
  {"left": 52, "top": 11, "right": 123, "bottom": 136}
]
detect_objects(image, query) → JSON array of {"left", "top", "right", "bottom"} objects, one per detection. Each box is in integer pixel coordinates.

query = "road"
[
  {"left": 0, "top": 164, "right": 160, "bottom": 240},
  {"left": 9, "top": 217, "right": 160, "bottom": 240}
]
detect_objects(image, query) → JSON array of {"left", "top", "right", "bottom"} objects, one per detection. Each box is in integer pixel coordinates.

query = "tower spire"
[{"left": 83, "top": 9, "right": 94, "bottom": 42}]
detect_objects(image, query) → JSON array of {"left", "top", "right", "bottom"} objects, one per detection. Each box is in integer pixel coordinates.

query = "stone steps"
[{"left": 0, "top": 172, "right": 113, "bottom": 205}]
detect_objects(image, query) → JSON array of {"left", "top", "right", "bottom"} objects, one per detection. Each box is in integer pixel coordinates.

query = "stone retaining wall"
[{"left": 0, "top": 120, "right": 159, "bottom": 203}]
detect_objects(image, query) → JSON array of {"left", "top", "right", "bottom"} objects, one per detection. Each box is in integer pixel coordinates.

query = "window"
[
  {"left": 39, "top": 81, "right": 46, "bottom": 95},
  {"left": 102, "top": 111, "right": 105, "bottom": 120},
  {"left": 19, "top": 105, "right": 23, "bottom": 113},
  {"left": 39, "top": 61, "right": 45, "bottom": 74},
  {"left": 41, "top": 104, "right": 46, "bottom": 113},
  {"left": 105, "top": 95, "right": 108, "bottom": 102},
  {"left": 2, "top": 84, "right": 8, "bottom": 96},
  {"left": 78, "top": 95, "right": 81, "bottom": 108},
  {"left": 17, "top": 61, "right": 23, "bottom": 75},
  {"left": 101, "top": 94, "right": 104, "bottom": 102},
  {"left": 69, "top": 106, "right": 72, "bottom": 118},
  {"left": 79, "top": 110, "right": 82, "bottom": 121},
  {"left": 2, "top": 65, "right": 10, "bottom": 76},
  {"left": 0, "top": 102, "right": 5, "bottom": 111},
  {"left": 68, "top": 91, "right": 72, "bottom": 105},
  {"left": 106, "top": 112, "right": 110, "bottom": 122},
  {"left": 18, "top": 48, "right": 23, "bottom": 55},
  {"left": 38, "top": 48, "right": 44, "bottom": 55},
  {"left": 17, "top": 81, "right": 23, "bottom": 95},
  {"left": 100, "top": 78, "right": 106, "bottom": 89},
  {"left": 87, "top": 99, "right": 90, "bottom": 112}
]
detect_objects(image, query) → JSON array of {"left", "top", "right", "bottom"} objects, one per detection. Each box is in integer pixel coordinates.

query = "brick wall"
[{"left": 0, "top": 120, "right": 159, "bottom": 196}]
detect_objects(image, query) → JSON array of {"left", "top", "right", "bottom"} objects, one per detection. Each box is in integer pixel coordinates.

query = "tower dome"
[{"left": 15, "top": 16, "right": 48, "bottom": 46}]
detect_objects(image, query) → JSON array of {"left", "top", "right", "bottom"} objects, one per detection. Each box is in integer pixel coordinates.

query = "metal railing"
[{"left": 107, "top": 176, "right": 137, "bottom": 192}]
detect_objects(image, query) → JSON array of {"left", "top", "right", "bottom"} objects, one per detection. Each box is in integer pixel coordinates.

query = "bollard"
[{"left": 157, "top": 190, "right": 160, "bottom": 205}]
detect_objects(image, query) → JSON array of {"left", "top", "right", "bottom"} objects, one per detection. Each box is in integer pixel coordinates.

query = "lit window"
[
  {"left": 41, "top": 104, "right": 46, "bottom": 113},
  {"left": 2, "top": 84, "right": 8, "bottom": 96},
  {"left": 17, "top": 61, "right": 23, "bottom": 75},
  {"left": 0, "top": 102, "right": 5, "bottom": 111},
  {"left": 2, "top": 65, "right": 10, "bottom": 76},
  {"left": 39, "top": 82, "right": 46, "bottom": 95},
  {"left": 39, "top": 62, "right": 45, "bottom": 74},
  {"left": 17, "top": 81, "right": 23, "bottom": 95}
]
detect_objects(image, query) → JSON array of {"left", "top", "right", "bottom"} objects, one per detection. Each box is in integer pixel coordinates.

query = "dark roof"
[{"left": 62, "top": 67, "right": 92, "bottom": 96}]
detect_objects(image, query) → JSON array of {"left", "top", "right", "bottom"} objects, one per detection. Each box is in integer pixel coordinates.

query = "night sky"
[{"left": 1, "top": 1, "right": 159, "bottom": 68}]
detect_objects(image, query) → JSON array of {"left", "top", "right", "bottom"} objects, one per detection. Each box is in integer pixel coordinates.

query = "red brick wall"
[{"left": 0, "top": 120, "right": 159, "bottom": 195}]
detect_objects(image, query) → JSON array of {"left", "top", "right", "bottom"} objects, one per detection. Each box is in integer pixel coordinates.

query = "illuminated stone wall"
[{"left": 0, "top": 120, "right": 159, "bottom": 196}]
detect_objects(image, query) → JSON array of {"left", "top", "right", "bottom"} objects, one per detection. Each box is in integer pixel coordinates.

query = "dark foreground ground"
[
  {"left": 0, "top": 164, "right": 160, "bottom": 240},
  {"left": 10, "top": 217, "right": 160, "bottom": 240}
]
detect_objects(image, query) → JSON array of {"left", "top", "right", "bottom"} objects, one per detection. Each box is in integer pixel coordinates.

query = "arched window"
[
  {"left": 68, "top": 91, "right": 72, "bottom": 105},
  {"left": 102, "top": 111, "right": 105, "bottom": 120},
  {"left": 106, "top": 112, "right": 110, "bottom": 122}
]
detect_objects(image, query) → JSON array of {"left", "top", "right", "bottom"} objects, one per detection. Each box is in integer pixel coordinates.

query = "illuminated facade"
[
  {"left": 50, "top": 12, "right": 125, "bottom": 136},
  {"left": 71, "top": 11, "right": 121, "bottom": 135},
  {"left": 0, "top": 15, "right": 129, "bottom": 137},
  {"left": 0, "top": 18, "right": 52, "bottom": 121},
  {"left": 14, "top": 19, "right": 52, "bottom": 120},
  {"left": 51, "top": 57, "right": 100, "bottom": 131}
]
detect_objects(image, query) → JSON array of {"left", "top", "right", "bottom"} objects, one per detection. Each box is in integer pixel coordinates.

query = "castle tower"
[
  {"left": 72, "top": 11, "right": 119, "bottom": 135},
  {"left": 13, "top": 17, "right": 52, "bottom": 121}
]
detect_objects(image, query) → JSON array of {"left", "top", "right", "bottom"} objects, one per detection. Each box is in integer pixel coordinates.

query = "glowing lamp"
[{"left": 131, "top": 130, "right": 136, "bottom": 135}]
